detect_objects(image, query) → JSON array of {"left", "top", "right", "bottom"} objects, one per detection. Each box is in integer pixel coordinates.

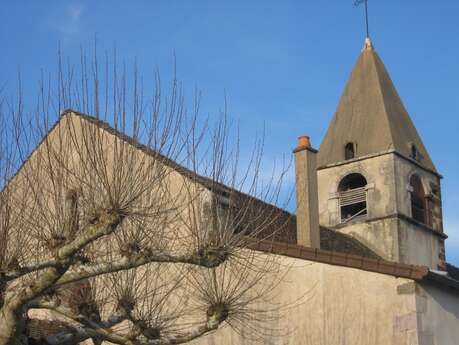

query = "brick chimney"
[{"left": 293, "top": 135, "right": 320, "bottom": 248}]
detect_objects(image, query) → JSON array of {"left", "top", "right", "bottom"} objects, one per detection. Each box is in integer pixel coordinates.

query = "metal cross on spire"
[{"left": 354, "top": 0, "right": 370, "bottom": 38}]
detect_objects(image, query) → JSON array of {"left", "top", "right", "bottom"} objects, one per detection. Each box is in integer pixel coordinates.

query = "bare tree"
[{"left": 0, "top": 49, "right": 292, "bottom": 345}]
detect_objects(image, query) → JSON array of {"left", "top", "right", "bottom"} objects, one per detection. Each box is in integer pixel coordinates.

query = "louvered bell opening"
[
  {"left": 339, "top": 187, "right": 367, "bottom": 206},
  {"left": 339, "top": 187, "right": 367, "bottom": 223}
]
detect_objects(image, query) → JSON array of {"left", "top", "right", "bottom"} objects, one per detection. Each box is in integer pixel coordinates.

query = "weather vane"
[{"left": 354, "top": 0, "right": 370, "bottom": 38}]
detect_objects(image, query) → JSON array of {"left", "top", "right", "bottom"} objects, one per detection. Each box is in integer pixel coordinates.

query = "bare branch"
[
  {"left": 33, "top": 299, "right": 226, "bottom": 345},
  {"left": 0, "top": 45, "right": 291, "bottom": 345},
  {"left": 56, "top": 247, "right": 228, "bottom": 287}
]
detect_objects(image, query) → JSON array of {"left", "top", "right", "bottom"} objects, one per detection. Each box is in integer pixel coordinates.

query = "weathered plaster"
[
  {"left": 317, "top": 153, "right": 444, "bottom": 268},
  {"left": 195, "top": 255, "right": 424, "bottom": 345}
]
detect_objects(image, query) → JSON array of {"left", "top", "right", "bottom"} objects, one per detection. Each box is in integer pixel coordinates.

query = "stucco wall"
[
  {"left": 6, "top": 112, "right": 216, "bottom": 324},
  {"left": 5, "top": 112, "right": 212, "bottom": 251},
  {"left": 393, "top": 155, "right": 443, "bottom": 232},
  {"left": 334, "top": 217, "right": 400, "bottom": 261},
  {"left": 317, "top": 153, "right": 443, "bottom": 268},
  {"left": 415, "top": 282, "right": 459, "bottom": 345},
  {"left": 317, "top": 153, "right": 397, "bottom": 228},
  {"left": 193, "top": 255, "right": 421, "bottom": 345},
  {"left": 399, "top": 220, "right": 442, "bottom": 269},
  {"left": 317, "top": 153, "right": 399, "bottom": 261}
]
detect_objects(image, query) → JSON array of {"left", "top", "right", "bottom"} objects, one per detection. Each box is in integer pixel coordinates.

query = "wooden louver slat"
[{"left": 339, "top": 187, "right": 366, "bottom": 206}]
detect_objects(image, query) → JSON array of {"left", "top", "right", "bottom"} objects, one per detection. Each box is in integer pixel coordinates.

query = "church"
[
  {"left": 199, "top": 37, "right": 459, "bottom": 345},
  {"left": 18, "top": 38, "right": 459, "bottom": 345}
]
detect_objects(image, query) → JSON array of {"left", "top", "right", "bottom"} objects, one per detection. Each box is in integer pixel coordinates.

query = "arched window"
[
  {"left": 338, "top": 173, "right": 367, "bottom": 223},
  {"left": 410, "top": 174, "right": 426, "bottom": 224},
  {"left": 345, "top": 142, "right": 356, "bottom": 160}
]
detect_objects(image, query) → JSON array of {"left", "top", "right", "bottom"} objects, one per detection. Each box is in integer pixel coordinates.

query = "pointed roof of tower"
[{"left": 317, "top": 38, "right": 436, "bottom": 173}]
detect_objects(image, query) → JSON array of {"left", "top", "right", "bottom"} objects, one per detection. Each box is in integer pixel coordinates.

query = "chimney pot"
[{"left": 298, "top": 135, "right": 311, "bottom": 148}]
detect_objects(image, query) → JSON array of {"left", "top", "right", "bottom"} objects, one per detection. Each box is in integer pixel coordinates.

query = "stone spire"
[
  {"left": 317, "top": 39, "right": 436, "bottom": 173},
  {"left": 363, "top": 37, "right": 373, "bottom": 50}
]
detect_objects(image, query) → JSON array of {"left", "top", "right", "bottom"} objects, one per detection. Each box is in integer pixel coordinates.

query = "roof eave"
[{"left": 423, "top": 270, "right": 459, "bottom": 293}]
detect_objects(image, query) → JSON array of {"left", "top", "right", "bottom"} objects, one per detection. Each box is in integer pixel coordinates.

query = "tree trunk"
[{"left": 0, "top": 306, "right": 26, "bottom": 345}]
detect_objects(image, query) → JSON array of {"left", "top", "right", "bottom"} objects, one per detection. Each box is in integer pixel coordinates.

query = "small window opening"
[
  {"left": 345, "top": 142, "right": 356, "bottom": 160},
  {"left": 410, "top": 144, "right": 418, "bottom": 161},
  {"left": 410, "top": 174, "right": 426, "bottom": 224},
  {"left": 338, "top": 173, "right": 367, "bottom": 223}
]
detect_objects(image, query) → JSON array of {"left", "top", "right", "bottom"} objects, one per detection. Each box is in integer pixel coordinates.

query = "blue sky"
[{"left": 1, "top": 1, "right": 458, "bottom": 264}]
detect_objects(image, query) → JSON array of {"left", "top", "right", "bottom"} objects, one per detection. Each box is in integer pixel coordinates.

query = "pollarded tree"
[{"left": 0, "top": 51, "right": 292, "bottom": 345}]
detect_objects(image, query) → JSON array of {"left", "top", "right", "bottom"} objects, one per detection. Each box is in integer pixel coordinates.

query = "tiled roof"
[
  {"left": 447, "top": 263, "right": 459, "bottom": 281},
  {"left": 247, "top": 239, "right": 429, "bottom": 280},
  {"left": 319, "top": 226, "right": 381, "bottom": 259}
]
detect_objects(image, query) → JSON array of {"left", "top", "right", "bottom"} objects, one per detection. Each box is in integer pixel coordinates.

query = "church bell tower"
[{"left": 317, "top": 38, "right": 446, "bottom": 270}]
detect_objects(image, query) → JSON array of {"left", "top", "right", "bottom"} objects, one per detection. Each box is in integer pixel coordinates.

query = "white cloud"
[
  {"left": 52, "top": 3, "right": 85, "bottom": 36},
  {"left": 68, "top": 5, "right": 84, "bottom": 21}
]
